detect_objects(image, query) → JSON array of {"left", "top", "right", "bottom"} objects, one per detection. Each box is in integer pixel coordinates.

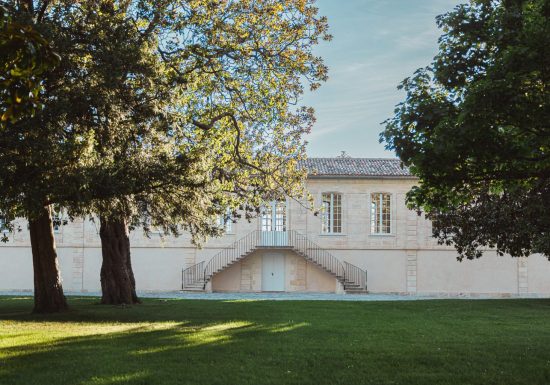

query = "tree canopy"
[
  {"left": 382, "top": 0, "right": 550, "bottom": 259},
  {"left": 0, "top": 3, "right": 58, "bottom": 126},
  {"left": 1, "top": 0, "right": 330, "bottom": 310},
  {"left": 1, "top": 0, "right": 330, "bottom": 235}
]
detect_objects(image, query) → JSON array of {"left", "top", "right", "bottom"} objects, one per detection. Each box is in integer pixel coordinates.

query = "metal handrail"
[
  {"left": 344, "top": 261, "right": 367, "bottom": 290},
  {"left": 181, "top": 230, "right": 367, "bottom": 291},
  {"left": 182, "top": 261, "right": 205, "bottom": 289},
  {"left": 288, "top": 231, "right": 345, "bottom": 279},
  {"left": 203, "top": 230, "right": 261, "bottom": 285}
]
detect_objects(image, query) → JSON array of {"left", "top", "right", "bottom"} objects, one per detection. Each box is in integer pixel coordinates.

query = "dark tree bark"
[
  {"left": 99, "top": 217, "right": 140, "bottom": 305},
  {"left": 29, "top": 205, "right": 68, "bottom": 313}
]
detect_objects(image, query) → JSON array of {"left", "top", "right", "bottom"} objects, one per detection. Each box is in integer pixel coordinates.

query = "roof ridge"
[
  {"left": 305, "top": 157, "right": 402, "bottom": 160},
  {"left": 300, "top": 158, "right": 412, "bottom": 177}
]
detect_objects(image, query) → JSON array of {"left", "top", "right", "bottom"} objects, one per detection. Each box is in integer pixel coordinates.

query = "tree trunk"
[
  {"left": 29, "top": 206, "right": 68, "bottom": 313},
  {"left": 99, "top": 217, "right": 140, "bottom": 305}
]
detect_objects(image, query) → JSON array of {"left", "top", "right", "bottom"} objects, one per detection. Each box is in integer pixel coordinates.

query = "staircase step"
[
  {"left": 182, "top": 287, "right": 206, "bottom": 292},
  {"left": 345, "top": 288, "right": 368, "bottom": 294},
  {"left": 183, "top": 231, "right": 367, "bottom": 294}
]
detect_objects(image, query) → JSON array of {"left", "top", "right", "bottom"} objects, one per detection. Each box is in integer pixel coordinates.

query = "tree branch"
[
  {"left": 20, "top": 0, "right": 33, "bottom": 14},
  {"left": 191, "top": 112, "right": 234, "bottom": 131},
  {"left": 36, "top": 0, "right": 50, "bottom": 22}
]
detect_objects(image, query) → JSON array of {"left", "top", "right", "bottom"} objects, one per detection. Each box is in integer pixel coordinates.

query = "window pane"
[
  {"left": 224, "top": 216, "right": 233, "bottom": 233},
  {"left": 371, "top": 193, "right": 391, "bottom": 234},
  {"left": 275, "top": 202, "right": 286, "bottom": 231},
  {"left": 382, "top": 194, "right": 391, "bottom": 233},
  {"left": 370, "top": 194, "right": 378, "bottom": 233},
  {"left": 0, "top": 216, "right": 7, "bottom": 233},
  {"left": 261, "top": 206, "right": 272, "bottom": 232},
  {"left": 217, "top": 210, "right": 233, "bottom": 233},
  {"left": 321, "top": 194, "right": 331, "bottom": 233},
  {"left": 321, "top": 193, "right": 341, "bottom": 233},
  {"left": 333, "top": 193, "right": 342, "bottom": 233},
  {"left": 370, "top": 193, "right": 378, "bottom": 234},
  {"left": 52, "top": 210, "right": 62, "bottom": 233}
]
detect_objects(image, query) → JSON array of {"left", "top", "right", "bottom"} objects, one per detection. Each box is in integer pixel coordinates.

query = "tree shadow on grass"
[
  {"left": 2, "top": 296, "right": 550, "bottom": 385},
  {"left": 0, "top": 296, "right": 267, "bottom": 323},
  {"left": 1, "top": 315, "right": 312, "bottom": 385}
]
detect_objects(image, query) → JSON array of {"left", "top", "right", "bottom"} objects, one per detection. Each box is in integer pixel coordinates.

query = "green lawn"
[{"left": 1, "top": 297, "right": 550, "bottom": 385}]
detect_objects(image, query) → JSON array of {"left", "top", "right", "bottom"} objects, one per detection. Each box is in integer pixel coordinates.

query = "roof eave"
[{"left": 307, "top": 174, "right": 418, "bottom": 180}]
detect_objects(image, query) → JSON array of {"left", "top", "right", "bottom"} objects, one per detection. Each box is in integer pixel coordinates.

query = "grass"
[{"left": 1, "top": 297, "right": 550, "bottom": 385}]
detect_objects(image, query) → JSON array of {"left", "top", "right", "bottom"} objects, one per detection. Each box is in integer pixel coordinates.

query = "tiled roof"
[{"left": 301, "top": 158, "right": 413, "bottom": 178}]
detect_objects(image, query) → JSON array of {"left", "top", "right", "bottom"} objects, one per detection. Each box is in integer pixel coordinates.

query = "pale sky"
[{"left": 302, "top": 0, "right": 462, "bottom": 158}]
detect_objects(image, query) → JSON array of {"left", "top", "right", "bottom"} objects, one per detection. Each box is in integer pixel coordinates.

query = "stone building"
[{"left": 1, "top": 158, "right": 549, "bottom": 296}]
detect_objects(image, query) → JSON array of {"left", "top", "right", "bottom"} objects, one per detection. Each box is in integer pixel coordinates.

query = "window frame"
[
  {"left": 143, "top": 217, "right": 164, "bottom": 236},
  {"left": 370, "top": 192, "right": 393, "bottom": 235},
  {"left": 0, "top": 216, "right": 9, "bottom": 234},
  {"left": 261, "top": 201, "right": 287, "bottom": 232},
  {"left": 218, "top": 209, "right": 234, "bottom": 234},
  {"left": 321, "top": 192, "right": 343, "bottom": 234},
  {"left": 52, "top": 210, "right": 62, "bottom": 234}
]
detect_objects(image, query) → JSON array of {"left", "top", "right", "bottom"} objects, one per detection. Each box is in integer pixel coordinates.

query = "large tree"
[
  {"left": 382, "top": 0, "right": 550, "bottom": 259},
  {"left": 0, "top": 0, "right": 108, "bottom": 312},
  {"left": 1, "top": 0, "right": 330, "bottom": 310},
  {"left": 1, "top": 2, "right": 67, "bottom": 313},
  {"left": 0, "top": 3, "right": 58, "bottom": 248},
  {"left": 80, "top": 0, "right": 330, "bottom": 304}
]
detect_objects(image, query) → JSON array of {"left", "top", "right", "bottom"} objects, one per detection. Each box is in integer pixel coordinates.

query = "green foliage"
[
  {"left": 382, "top": 0, "right": 550, "bottom": 259},
  {"left": 0, "top": 0, "right": 330, "bottom": 244},
  {"left": 0, "top": 4, "right": 58, "bottom": 126}
]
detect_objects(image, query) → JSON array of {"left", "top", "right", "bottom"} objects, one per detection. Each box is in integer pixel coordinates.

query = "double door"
[{"left": 261, "top": 201, "right": 288, "bottom": 246}]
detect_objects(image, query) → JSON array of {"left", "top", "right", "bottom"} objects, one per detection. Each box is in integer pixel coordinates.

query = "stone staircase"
[{"left": 181, "top": 230, "right": 367, "bottom": 294}]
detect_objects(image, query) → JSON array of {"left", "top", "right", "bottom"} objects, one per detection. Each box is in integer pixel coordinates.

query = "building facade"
[{"left": 1, "top": 158, "right": 549, "bottom": 296}]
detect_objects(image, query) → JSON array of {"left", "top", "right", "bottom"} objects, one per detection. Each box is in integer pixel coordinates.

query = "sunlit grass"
[
  {"left": 81, "top": 371, "right": 149, "bottom": 385},
  {"left": 268, "top": 321, "right": 309, "bottom": 333},
  {"left": 1, "top": 297, "right": 550, "bottom": 385}
]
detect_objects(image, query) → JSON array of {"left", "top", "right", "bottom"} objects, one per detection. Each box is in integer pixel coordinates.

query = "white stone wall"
[{"left": 1, "top": 177, "right": 550, "bottom": 295}]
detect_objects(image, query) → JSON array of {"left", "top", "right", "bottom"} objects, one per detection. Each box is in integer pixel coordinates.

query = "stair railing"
[
  {"left": 182, "top": 229, "right": 367, "bottom": 291},
  {"left": 288, "top": 230, "right": 345, "bottom": 280},
  {"left": 182, "top": 261, "right": 205, "bottom": 289},
  {"left": 203, "top": 230, "right": 261, "bottom": 284},
  {"left": 343, "top": 261, "right": 367, "bottom": 290}
]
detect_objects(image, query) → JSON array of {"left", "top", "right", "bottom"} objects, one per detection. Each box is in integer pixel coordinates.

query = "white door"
[
  {"left": 261, "top": 201, "right": 288, "bottom": 246},
  {"left": 262, "top": 253, "right": 285, "bottom": 291}
]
